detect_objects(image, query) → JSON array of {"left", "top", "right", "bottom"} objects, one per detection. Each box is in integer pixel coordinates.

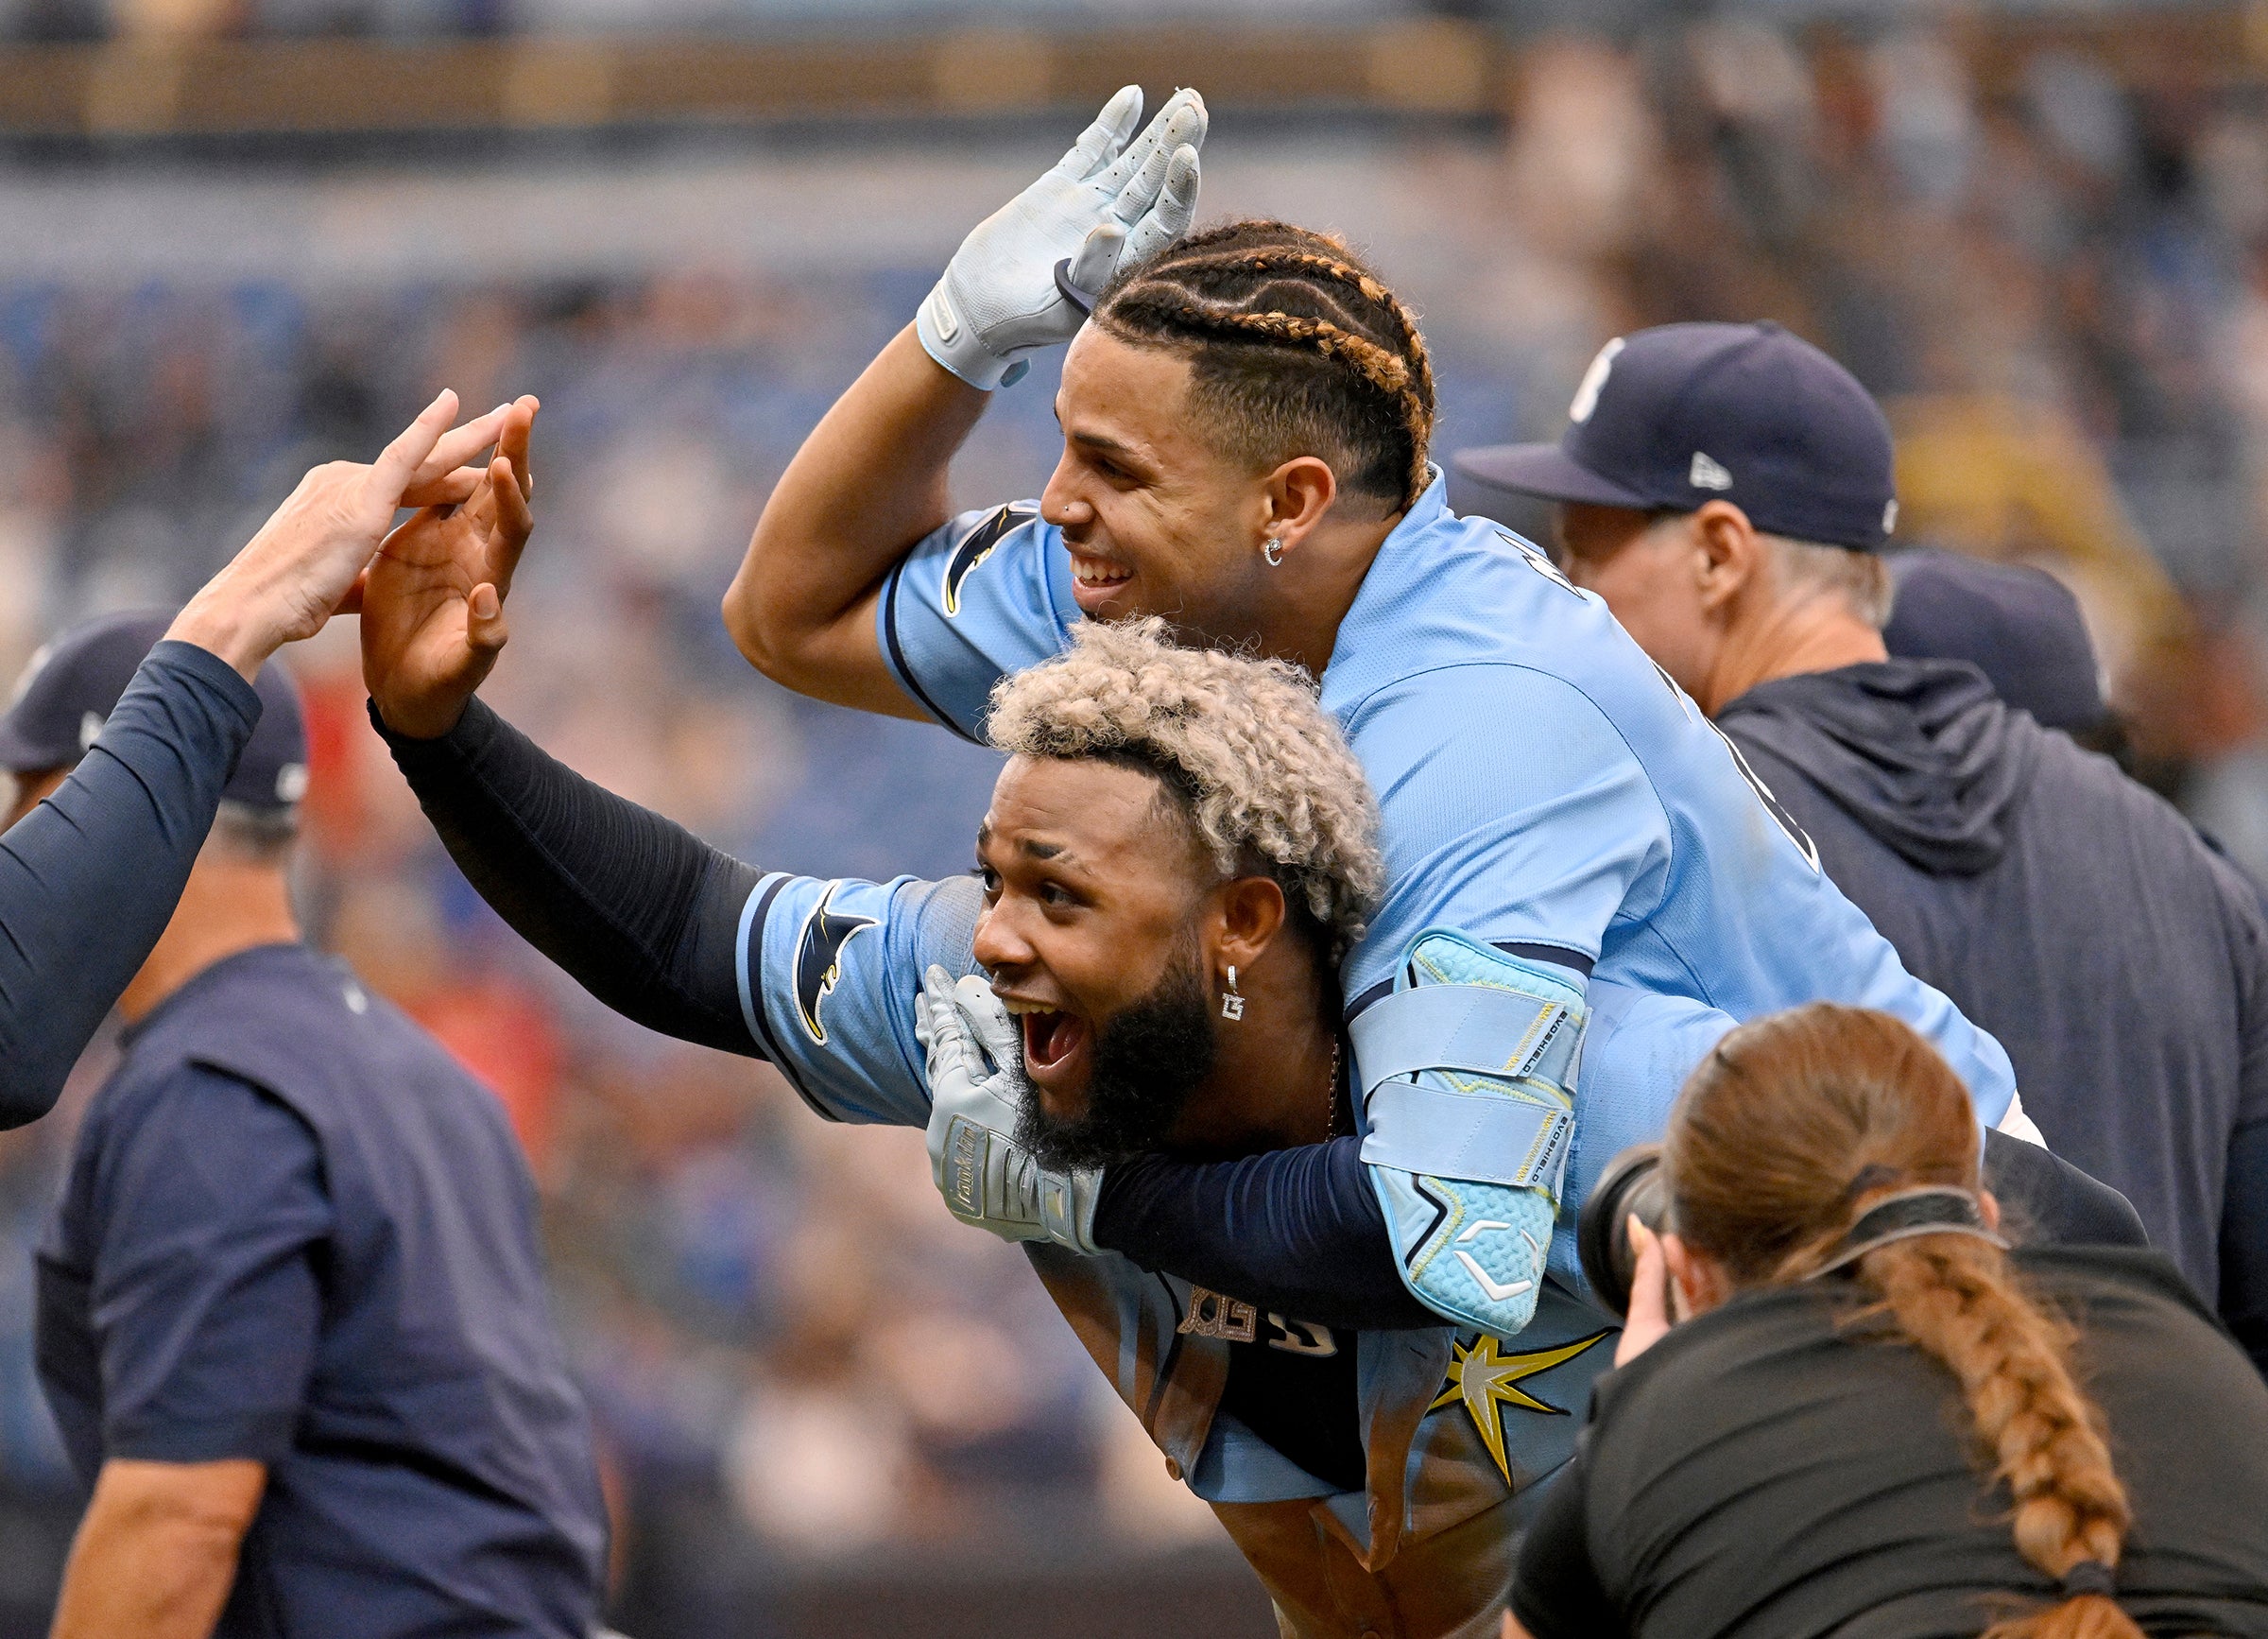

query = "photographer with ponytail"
[{"left": 1506, "top": 1004, "right": 2268, "bottom": 1639}]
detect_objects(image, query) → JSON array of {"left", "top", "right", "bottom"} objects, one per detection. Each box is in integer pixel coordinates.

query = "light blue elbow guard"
[{"left": 1352, "top": 930, "right": 1586, "bottom": 1337}]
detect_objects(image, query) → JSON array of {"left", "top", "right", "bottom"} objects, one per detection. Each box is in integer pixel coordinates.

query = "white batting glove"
[
  {"left": 916, "top": 85, "right": 1207, "bottom": 389},
  {"left": 918, "top": 965, "right": 1104, "bottom": 1252}
]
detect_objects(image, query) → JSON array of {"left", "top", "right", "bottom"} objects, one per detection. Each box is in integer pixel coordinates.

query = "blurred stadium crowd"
[
  {"left": 3, "top": 0, "right": 1393, "bottom": 43},
  {"left": 3, "top": 6, "right": 2268, "bottom": 1631}
]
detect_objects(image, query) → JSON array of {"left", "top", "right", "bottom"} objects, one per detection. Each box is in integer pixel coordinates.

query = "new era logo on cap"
[{"left": 1689, "top": 452, "right": 1733, "bottom": 491}]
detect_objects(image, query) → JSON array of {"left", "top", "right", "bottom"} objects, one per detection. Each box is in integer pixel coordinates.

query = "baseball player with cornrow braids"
[{"left": 732, "top": 90, "right": 2130, "bottom": 1599}]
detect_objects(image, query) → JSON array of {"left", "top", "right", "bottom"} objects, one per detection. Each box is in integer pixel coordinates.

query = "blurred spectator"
[{"left": 1881, "top": 549, "right": 2108, "bottom": 735}]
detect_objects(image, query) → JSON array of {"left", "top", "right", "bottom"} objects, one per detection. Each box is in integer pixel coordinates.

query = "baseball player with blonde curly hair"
[{"left": 364, "top": 524, "right": 1737, "bottom": 1636}]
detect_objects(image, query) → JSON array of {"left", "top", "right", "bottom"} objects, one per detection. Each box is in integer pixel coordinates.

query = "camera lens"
[{"left": 1577, "top": 1143, "right": 1667, "bottom": 1318}]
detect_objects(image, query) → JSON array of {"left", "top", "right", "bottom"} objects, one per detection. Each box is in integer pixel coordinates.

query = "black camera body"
[{"left": 1577, "top": 1143, "right": 1668, "bottom": 1319}]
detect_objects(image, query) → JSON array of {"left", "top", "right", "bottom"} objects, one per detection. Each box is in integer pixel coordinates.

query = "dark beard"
[{"left": 1015, "top": 948, "right": 1219, "bottom": 1172}]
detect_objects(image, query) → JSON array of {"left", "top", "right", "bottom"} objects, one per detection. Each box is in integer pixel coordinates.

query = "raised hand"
[
  {"left": 165, "top": 391, "right": 511, "bottom": 681},
  {"left": 360, "top": 395, "right": 538, "bottom": 740},
  {"left": 915, "top": 85, "right": 1207, "bottom": 389}
]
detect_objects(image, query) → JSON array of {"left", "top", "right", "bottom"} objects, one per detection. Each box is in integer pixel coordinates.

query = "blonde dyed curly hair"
[{"left": 985, "top": 619, "right": 1384, "bottom": 961}]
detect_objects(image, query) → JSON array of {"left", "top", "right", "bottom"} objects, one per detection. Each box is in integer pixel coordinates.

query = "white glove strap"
[
  {"left": 917, "top": 280, "right": 1029, "bottom": 391},
  {"left": 1040, "top": 1168, "right": 1103, "bottom": 1255}
]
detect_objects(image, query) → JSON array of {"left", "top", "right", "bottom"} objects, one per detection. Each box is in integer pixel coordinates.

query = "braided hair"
[
  {"left": 1665, "top": 1005, "right": 2142, "bottom": 1639},
  {"left": 1092, "top": 221, "right": 1435, "bottom": 513}
]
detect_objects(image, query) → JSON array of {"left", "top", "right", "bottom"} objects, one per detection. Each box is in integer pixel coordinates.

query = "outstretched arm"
[
  {"left": 0, "top": 647, "right": 257, "bottom": 1126},
  {"left": 0, "top": 392, "right": 504, "bottom": 1127},
  {"left": 367, "top": 401, "right": 760, "bottom": 1056},
  {"left": 369, "top": 401, "right": 988, "bottom": 1136},
  {"left": 724, "top": 87, "right": 1203, "bottom": 713},
  {"left": 378, "top": 699, "right": 759, "bottom": 1058}
]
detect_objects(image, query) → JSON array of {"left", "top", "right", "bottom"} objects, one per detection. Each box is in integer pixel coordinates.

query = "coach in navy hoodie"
[{"left": 1457, "top": 322, "right": 2268, "bottom": 1372}]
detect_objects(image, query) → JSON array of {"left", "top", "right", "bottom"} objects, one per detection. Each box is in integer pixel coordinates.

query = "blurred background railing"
[
  {"left": 2, "top": 3, "right": 2267, "bottom": 1635},
  {"left": 0, "top": 20, "right": 1504, "bottom": 135}
]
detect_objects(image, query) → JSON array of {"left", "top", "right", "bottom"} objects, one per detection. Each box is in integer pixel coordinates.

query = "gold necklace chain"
[{"left": 1324, "top": 1036, "right": 1344, "bottom": 1140}]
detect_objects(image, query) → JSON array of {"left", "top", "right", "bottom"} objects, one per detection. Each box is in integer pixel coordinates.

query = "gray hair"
[
  {"left": 985, "top": 619, "right": 1384, "bottom": 961},
  {"left": 1762, "top": 533, "right": 1894, "bottom": 628},
  {"left": 208, "top": 800, "right": 301, "bottom": 866}
]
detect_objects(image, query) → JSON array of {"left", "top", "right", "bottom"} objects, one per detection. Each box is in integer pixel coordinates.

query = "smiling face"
[
  {"left": 1039, "top": 327, "right": 1279, "bottom": 643},
  {"left": 971, "top": 752, "right": 1228, "bottom": 1138}
]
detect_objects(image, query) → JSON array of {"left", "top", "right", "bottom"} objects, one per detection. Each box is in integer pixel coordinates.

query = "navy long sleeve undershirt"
[
  {"left": 0, "top": 642, "right": 261, "bottom": 1127},
  {"left": 378, "top": 697, "right": 759, "bottom": 1058},
  {"left": 1094, "top": 1143, "right": 1435, "bottom": 1329},
  {"left": 379, "top": 698, "right": 1429, "bottom": 1329}
]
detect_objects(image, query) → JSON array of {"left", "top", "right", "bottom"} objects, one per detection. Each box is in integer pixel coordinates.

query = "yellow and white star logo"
[{"left": 1429, "top": 1330, "right": 1613, "bottom": 1483}]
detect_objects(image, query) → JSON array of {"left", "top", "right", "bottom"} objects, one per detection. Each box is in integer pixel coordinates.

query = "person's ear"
[
  {"left": 1978, "top": 1190, "right": 2002, "bottom": 1234},
  {"left": 1690, "top": 499, "right": 1762, "bottom": 616},
  {"left": 1257, "top": 457, "right": 1341, "bottom": 563},
  {"left": 1661, "top": 1233, "right": 1733, "bottom": 1319},
  {"left": 1212, "top": 875, "right": 1289, "bottom": 975}
]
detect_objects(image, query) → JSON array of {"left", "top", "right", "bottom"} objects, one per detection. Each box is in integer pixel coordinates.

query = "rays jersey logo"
[
  {"left": 1430, "top": 1330, "right": 1613, "bottom": 1484},
  {"left": 793, "top": 883, "right": 878, "bottom": 1044},
  {"left": 941, "top": 503, "right": 1038, "bottom": 616}
]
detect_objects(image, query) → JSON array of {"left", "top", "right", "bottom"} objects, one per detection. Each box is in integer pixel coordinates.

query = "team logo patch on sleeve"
[
  {"left": 793, "top": 883, "right": 879, "bottom": 1044},
  {"left": 942, "top": 503, "right": 1038, "bottom": 616}
]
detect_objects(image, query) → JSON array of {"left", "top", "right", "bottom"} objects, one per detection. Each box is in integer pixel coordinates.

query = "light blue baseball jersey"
[
  {"left": 872, "top": 473, "right": 2018, "bottom": 1125},
  {"left": 733, "top": 863, "right": 1734, "bottom": 1635}
]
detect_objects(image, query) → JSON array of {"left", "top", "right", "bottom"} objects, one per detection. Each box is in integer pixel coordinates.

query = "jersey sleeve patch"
[
  {"left": 791, "top": 882, "right": 880, "bottom": 1044},
  {"left": 741, "top": 872, "right": 984, "bottom": 1129},
  {"left": 878, "top": 502, "right": 1074, "bottom": 742},
  {"left": 942, "top": 503, "right": 1039, "bottom": 616}
]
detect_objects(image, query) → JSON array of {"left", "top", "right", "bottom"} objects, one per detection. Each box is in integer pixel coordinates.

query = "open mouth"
[
  {"left": 1069, "top": 553, "right": 1134, "bottom": 609},
  {"left": 999, "top": 996, "right": 1093, "bottom": 1102},
  {"left": 1019, "top": 1007, "right": 1091, "bottom": 1075}
]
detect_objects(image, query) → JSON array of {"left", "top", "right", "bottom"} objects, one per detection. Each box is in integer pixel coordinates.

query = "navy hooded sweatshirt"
[{"left": 1719, "top": 658, "right": 2268, "bottom": 1370}]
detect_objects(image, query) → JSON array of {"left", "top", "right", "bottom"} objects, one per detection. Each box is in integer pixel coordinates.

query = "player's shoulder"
[{"left": 1328, "top": 507, "right": 1663, "bottom": 716}]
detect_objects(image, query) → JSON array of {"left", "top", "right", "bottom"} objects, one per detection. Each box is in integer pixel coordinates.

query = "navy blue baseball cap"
[
  {"left": 0, "top": 611, "right": 308, "bottom": 809},
  {"left": 1454, "top": 321, "right": 1900, "bottom": 552},
  {"left": 1883, "top": 550, "right": 2107, "bottom": 733}
]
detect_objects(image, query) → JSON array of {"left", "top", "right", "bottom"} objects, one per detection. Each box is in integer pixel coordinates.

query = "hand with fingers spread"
[
  {"left": 166, "top": 390, "right": 510, "bottom": 681},
  {"left": 360, "top": 395, "right": 539, "bottom": 741},
  {"left": 916, "top": 84, "right": 1207, "bottom": 389}
]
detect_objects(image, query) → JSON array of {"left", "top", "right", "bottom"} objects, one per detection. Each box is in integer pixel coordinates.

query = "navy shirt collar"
[{"left": 118, "top": 940, "right": 317, "bottom": 1051}]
